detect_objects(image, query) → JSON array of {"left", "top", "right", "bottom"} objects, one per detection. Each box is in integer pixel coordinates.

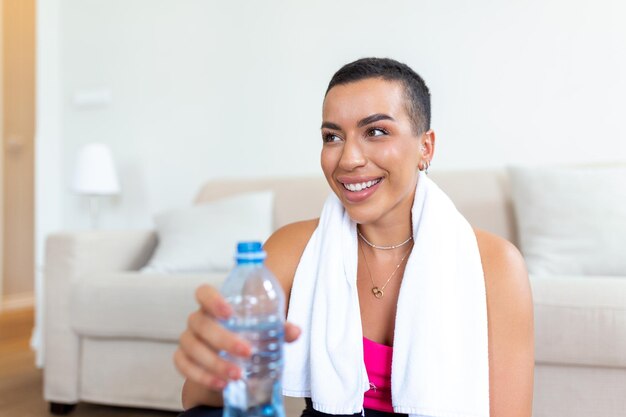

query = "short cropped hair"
[{"left": 325, "top": 57, "right": 431, "bottom": 135}]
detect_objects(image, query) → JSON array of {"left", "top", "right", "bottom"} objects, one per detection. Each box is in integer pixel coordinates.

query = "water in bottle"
[{"left": 220, "top": 241, "right": 286, "bottom": 417}]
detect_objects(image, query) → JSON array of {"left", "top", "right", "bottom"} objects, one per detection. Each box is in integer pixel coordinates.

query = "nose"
[{"left": 338, "top": 137, "right": 366, "bottom": 171}]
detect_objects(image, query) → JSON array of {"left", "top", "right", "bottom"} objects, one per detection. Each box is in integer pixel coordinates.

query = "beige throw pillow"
[
  {"left": 141, "top": 191, "right": 274, "bottom": 273},
  {"left": 509, "top": 165, "right": 626, "bottom": 276}
]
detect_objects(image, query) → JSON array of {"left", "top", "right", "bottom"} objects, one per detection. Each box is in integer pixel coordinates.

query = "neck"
[
  {"left": 357, "top": 174, "right": 419, "bottom": 250},
  {"left": 358, "top": 218, "right": 413, "bottom": 249}
]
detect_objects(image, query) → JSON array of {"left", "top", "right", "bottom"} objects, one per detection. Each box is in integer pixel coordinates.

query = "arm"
[
  {"left": 176, "top": 219, "right": 316, "bottom": 410},
  {"left": 475, "top": 229, "right": 535, "bottom": 417},
  {"left": 263, "top": 218, "right": 319, "bottom": 311},
  {"left": 181, "top": 379, "right": 224, "bottom": 409}
]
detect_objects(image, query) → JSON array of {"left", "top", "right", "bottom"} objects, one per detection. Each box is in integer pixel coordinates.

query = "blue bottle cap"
[
  {"left": 237, "top": 241, "right": 263, "bottom": 253},
  {"left": 236, "top": 241, "right": 266, "bottom": 262}
]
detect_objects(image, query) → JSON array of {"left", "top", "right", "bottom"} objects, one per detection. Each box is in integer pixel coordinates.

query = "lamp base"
[{"left": 88, "top": 195, "right": 100, "bottom": 229}]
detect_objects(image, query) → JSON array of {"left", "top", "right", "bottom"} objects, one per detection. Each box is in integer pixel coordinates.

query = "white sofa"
[{"left": 43, "top": 169, "right": 626, "bottom": 416}]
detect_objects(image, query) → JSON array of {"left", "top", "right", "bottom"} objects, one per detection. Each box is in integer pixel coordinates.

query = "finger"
[
  {"left": 179, "top": 330, "right": 242, "bottom": 381},
  {"left": 285, "top": 322, "right": 301, "bottom": 343},
  {"left": 173, "top": 348, "right": 228, "bottom": 391},
  {"left": 195, "top": 284, "right": 232, "bottom": 319},
  {"left": 188, "top": 311, "right": 251, "bottom": 358}
]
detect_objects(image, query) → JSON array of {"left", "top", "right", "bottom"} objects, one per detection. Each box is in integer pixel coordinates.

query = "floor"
[
  {"left": 0, "top": 307, "right": 304, "bottom": 417},
  {"left": 0, "top": 308, "right": 177, "bottom": 417}
]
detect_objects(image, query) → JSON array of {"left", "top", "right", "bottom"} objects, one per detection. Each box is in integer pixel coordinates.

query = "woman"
[{"left": 174, "top": 58, "right": 534, "bottom": 417}]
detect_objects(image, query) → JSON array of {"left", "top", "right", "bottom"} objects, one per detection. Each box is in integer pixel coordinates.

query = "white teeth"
[{"left": 343, "top": 179, "right": 380, "bottom": 192}]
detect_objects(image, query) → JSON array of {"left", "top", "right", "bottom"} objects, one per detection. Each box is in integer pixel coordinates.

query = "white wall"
[
  {"left": 36, "top": 0, "right": 626, "bottom": 267},
  {"left": 35, "top": 0, "right": 62, "bottom": 282}
]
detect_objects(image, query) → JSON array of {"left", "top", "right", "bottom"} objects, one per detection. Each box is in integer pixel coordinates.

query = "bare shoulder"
[
  {"left": 263, "top": 219, "right": 319, "bottom": 300},
  {"left": 473, "top": 229, "right": 531, "bottom": 313},
  {"left": 474, "top": 228, "right": 535, "bottom": 417},
  {"left": 474, "top": 228, "right": 527, "bottom": 279}
]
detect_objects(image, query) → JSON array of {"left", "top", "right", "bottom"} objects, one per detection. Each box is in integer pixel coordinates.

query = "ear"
[{"left": 421, "top": 129, "right": 436, "bottom": 162}]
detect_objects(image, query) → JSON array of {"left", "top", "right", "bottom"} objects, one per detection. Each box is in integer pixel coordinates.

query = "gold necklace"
[{"left": 359, "top": 241, "right": 412, "bottom": 299}]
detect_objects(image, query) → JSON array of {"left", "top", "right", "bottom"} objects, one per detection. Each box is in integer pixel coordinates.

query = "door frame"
[
  {"left": 0, "top": 0, "right": 4, "bottom": 309},
  {"left": 1, "top": 0, "right": 37, "bottom": 311}
]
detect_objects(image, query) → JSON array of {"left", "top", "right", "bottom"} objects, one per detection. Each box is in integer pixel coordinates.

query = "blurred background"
[
  {"left": 1, "top": 0, "right": 626, "bottom": 415},
  {"left": 2, "top": 0, "right": 625, "bottom": 306}
]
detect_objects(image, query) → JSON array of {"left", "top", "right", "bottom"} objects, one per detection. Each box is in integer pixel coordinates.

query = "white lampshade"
[{"left": 72, "top": 143, "right": 120, "bottom": 195}]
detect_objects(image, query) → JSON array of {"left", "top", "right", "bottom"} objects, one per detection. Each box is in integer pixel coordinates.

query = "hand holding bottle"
[{"left": 174, "top": 263, "right": 300, "bottom": 408}]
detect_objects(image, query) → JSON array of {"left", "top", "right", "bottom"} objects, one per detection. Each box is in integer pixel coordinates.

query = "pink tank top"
[{"left": 363, "top": 337, "right": 394, "bottom": 413}]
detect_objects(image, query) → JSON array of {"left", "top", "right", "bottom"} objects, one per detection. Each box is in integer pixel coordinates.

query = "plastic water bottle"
[{"left": 220, "top": 241, "right": 286, "bottom": 417}]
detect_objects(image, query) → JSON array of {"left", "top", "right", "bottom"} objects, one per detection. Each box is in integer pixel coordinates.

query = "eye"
[
  {"left": 323, "top": 133, "right": 342, "bottom": 143},
  {"left": 367, "top": 127, "right": 388, "bottom": 137}
]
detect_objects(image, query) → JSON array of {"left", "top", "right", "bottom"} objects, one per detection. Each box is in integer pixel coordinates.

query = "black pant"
[
  {"left": 301, "top": 398, "right": 406, "bottom": 417},
  {"left": 178, "top": 405, "right": 223, "bottom": 417},
  {"left": 178, "top": 398, "right": 406, "bottom": 417}
]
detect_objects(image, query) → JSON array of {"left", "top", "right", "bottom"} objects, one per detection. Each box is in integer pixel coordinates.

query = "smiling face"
[{"left": 321, "top": 77, "right": 434, "bottom": 226}]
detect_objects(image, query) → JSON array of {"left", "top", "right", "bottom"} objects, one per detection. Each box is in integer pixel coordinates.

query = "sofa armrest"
[
  {"left": 45, "top": 230, "right": 158, "bottom": 280},
  {"left": 43, "top": 230, "right": 157, "bottom": 404},
  {"left": 530, "top": 274, "right": 626, "bottom": 367}
]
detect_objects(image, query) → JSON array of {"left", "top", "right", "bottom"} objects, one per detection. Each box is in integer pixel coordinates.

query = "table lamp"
[{"left": 72, "top": 143, "right": 120, "bottom": 229}]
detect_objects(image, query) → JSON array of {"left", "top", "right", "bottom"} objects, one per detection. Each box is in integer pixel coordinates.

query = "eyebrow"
[
  {"left": 321, "top": 121, "right": 342, "bottom": 130},
  {"left": 357, "top": 113, "right": 395, "bottom": 127},
  {"left": 321, "top": 113, "right": 396, "bottom": 130}
]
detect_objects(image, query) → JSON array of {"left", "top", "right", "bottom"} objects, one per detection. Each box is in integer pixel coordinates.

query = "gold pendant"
[{"left": 372, "top": 287, "right": 384, "bottom": 299}]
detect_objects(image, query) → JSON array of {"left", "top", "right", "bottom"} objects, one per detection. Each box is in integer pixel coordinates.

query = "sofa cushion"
[
  {"left": 193, "top": 171, "right": 518, "bottom": 244},
  {"left": 141, "top": 191, "right": 274, "bottom": 274},
  {"left": 509, "top": 165, "right": 626, "bottom": 276},
  {"left": 531, "top": 274, "right": 626, "bottom": 368},
  {"left": 70, "top": 272, "right": 227, "bottom": 341},
  {"left": 194, "top": 177, "right": 329, "bottom": 230},
  {"left": 430, "top": 169, "right": 516, "bottom": 244}
]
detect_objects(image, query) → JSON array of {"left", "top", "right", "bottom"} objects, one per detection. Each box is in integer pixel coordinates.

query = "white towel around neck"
[{"left": 283, "top": 172, "right": 489, "bottom": 417}]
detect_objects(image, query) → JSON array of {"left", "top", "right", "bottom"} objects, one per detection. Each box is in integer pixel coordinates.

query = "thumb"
[{"left": 284, "top": 322, "right": 301, "bottom": 343}]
